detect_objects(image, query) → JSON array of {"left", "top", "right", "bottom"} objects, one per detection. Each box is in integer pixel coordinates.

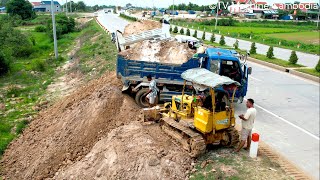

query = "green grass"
[
  {"left": 296, "top": 68, "right": 320, "bottom": 77},
  {"left": 265, "top": 31, "right": 319, "bottom": 45},
  {"left": 174, "top": 21, "right": 320, "bottom": 54},
  {"left": 250, "top": 54, "right": 304, "bottom": 68}
]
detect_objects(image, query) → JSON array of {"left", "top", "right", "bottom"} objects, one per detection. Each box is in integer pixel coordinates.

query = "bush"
[
  {"left": 316, "top": 60, "right": 320, "bottom": 72},
  {"left": 119, "top": 13, "right": 137, "bottom": 21},
  {"left": 31, "top": 59, "right": 46, "bottom": 72},
  {"left": 233, "top": 39, "right": 239, "bottom": 49},
  {"left": 186, "top": 29, "right": 190, "bottom": 36},
  {"left": 179, "top": 28, "right": 184, "bottom": 34},
  {"left": 35, "top": 25, "right": 46, "bottom": 32},
  {"left": 173, "top": 26, "right": 178, "bottom": 33},
  {"left": 193, "top": 30, "right": 198, "bottom": 38},
  {"left": 250, "top": 42, "right": 257, "bottom": 54},
  {"left": 169, "top": 26, "right": 172, "bottom": 32},
  {"left": 289, "top": 51, "right": 298, "bottom": 64},
  {"left": 47, "top": 14, "right": 76, "bottom": 40},
  {"left": 0, "top": 51, "right": 10, "bottom": 75},
  {"left": 266, "top": 46, "right": 274, "bottom": 59},
  {"left": 202, "top": 31, "right": 206, "bottom": 40},
  {"left": 210, "top": 33, "right": 215, "bottom": 43},
  {"left": 219, "top": 35, "right": 226, "bottom": 46}
]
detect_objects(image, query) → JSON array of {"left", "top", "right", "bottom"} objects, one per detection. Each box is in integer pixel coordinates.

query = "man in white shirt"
[
  {"left": 145, "top": 75, "right": 158, "bottom": 107},
  {"left": 235, "top": 98, "right": 257, "bottom": 152}
]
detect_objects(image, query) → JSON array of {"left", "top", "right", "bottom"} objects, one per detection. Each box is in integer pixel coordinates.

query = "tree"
[
  {"left": 315, "top": 60, "right": 320, "bottom": 72},
  {"left": 202, "top": 31, "right": 206, "bottom": 41},
  {"left": 266, "top": 46, "right": 274, "bottom": 59},
  {"left": 210, "top": 33, "right": 215, "bottom": 43},
  {"left": 219, "top": 35, "right": 226, "bottom": 46},
  {"left": 186, "top": 29, "right": 190, "bottom": 36},
  {"left": 233, "top": 39, "right": 239, "bottom": 49},
  {"left": 193, "top": 30, "right": 197, "bottom": 38},
  {"left": 173, "top": 26, "right": 178, "bottom": 33},
  {"left": 250, "top": 42, "right": 257, "bottom": 54},
  {"left": 6, "top": 0, "right": 35, "bottom": 20},
  {"left": 179, "top": 28, "right": 184, "bottom": 34},
  {"left": 0, "top": 0, "right": 9, "bottom": 6},
  {"left": 169, "top": 26, "right": 172, "bottom": 32},
  {"left": 0, "top": 50, "right": 10, "bottom": 75},
  {"left": 76, "top": 1, "right": 86, "bottom": 12},
  {"left": 289, "top": 51, "right": 298, "bottom": 64}
]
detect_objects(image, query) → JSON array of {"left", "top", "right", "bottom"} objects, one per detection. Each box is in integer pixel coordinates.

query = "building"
[
  {"left": 31, "top": 1, "right": 61, "bottom": 12},
  {"left": 0, "top": 7, "right": 5, "bottom": 13}
]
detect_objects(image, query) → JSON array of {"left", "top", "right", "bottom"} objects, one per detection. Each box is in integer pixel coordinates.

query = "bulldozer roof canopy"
[{"left": 181, "top": 68, "right": 240, "bottom": 88}]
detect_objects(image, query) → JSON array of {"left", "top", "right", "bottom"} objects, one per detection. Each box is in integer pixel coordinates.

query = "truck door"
[{"left": 241, "top": 64, "right": 249, "bottom": 97}]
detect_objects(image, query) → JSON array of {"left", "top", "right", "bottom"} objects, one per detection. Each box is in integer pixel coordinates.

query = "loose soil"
[
  {"left": 119, "top": 40, "right": 196, "bottom": 64},
  {"left": 123, "top": 20, "right": 162, "bottom": 36},
  {"left": 0, "top": 72, "right": 192, "bottom": 180}
]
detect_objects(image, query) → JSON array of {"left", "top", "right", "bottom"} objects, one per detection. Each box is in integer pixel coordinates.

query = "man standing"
[
  {"left": 235, "top": 98, "right": 256, "bottom": 152},
  {"left": 145, "top": 74, "right": 158, "bottom": 107}
]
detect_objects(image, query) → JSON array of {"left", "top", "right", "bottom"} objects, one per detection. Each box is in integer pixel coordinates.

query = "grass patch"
[
  {"left": 265, "top": 31, "right": 319, "bottom": 45},
  {"left": 174, "top": 22, "right": 320, "bottom": 54},
  {"left": 250, "top": 54, "right": 304, "bottom": 68},
  {"left": 189, "top": 148, "right": 290, "bottom": 180},
  {"left": 296, "top": 68, "right": 320, "bottom": 77}
]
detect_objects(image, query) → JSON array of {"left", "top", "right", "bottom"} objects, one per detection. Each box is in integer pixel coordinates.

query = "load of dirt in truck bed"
[
  {"left": 0, "top": 72, "right": 192, "bottom": 180},
  {"left": 119, "top": 39, "right": 196, "bottom": 64},
  {"left": 123, "top": 20, "right": 162, "bottom": 36}
]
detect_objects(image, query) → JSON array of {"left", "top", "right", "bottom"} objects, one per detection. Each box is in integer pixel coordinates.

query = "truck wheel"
[{"left": 135, "top": 89, "right": 158, "bottom": 108}]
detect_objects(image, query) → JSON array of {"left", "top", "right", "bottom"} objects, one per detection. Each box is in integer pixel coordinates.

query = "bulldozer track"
[
  {"left": 259, "top": 142, "right": 313, "bottom": 180},
  {"left": 160, "top": 117, "right": 206, "bottom": 157}
]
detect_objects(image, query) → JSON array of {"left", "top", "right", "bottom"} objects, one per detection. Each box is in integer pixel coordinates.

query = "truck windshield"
[{"left": 220, "top": 60, "right": 241, "bottom": 83}]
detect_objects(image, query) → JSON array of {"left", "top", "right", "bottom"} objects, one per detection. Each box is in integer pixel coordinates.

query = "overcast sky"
[{"left": 48, "top": 0, "right": 318, "bottom": 8}]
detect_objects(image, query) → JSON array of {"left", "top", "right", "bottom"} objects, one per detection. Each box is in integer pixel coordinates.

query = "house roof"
[
  {"left": 235, "top": 0, "right": 256, "bottom": 4},
  {"left": 256, "top": 2, "right": 267, "bottom": 5},
  {"left": 40, "top": 1, "right": 60, "bottom": 5},
  {"left": 0, "top": 7, "right": 5, "bottom": 10},
  {"left": 31, "top": 2, "right": 41, "bottom": 6}
]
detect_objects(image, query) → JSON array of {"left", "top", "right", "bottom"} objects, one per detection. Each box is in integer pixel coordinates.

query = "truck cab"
[{"left": 202, "top": 48, "right": 251, "bottom": 102}]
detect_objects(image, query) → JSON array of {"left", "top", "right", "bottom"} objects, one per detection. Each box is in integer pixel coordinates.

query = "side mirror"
[{"left": 248, "top": 67, "right": 252, "bottom": 75}]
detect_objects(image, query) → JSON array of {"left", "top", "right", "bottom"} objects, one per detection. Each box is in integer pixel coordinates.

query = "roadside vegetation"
[
  {"left": 120, "top": 13, "right": 138, "bottom": 22},
  {"left": 190, "top": 147, "right": 291, "bottom": 180},
  {"left": 0, "top": 13, "right": 116, "bottom": 156},
  {"left": 173, "top": 19, "right": 319, "bottom": 54}
]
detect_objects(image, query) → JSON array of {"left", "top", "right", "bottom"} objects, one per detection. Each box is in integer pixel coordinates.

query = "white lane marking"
[
  {"left": 250, "top": 76, "right": 262, "bottom": 82},
  {"left": 247, "top": 99, "right": 320, "bottom": 141}
]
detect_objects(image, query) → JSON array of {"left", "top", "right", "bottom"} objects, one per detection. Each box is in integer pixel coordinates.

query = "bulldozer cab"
[{"left": 172, "top": 68, "right": 240, "bottom": 134}]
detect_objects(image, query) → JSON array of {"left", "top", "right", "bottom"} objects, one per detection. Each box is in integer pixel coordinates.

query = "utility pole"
[
  {"left": 51, "top": 0, "right": 58, "bottom": 59},
  {"left": 172, "top": 0, "right": 174, "bottom": 23},
  {"left": 215, "top": 0, "right": 219, "bottom": 30},
  {"left": 65, "top": 0, "right": 68, "bottom": 16},
  {"left": 317, "top": 6, "right": 320, "bottom": 28},
  {"left": 70, "top": 0, "right": 72, "bottom": 13}
]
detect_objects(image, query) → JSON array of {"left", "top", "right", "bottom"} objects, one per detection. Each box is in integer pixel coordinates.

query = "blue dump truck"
[{"left": 117, "top": 48, "right": 251, "bottom": 107}]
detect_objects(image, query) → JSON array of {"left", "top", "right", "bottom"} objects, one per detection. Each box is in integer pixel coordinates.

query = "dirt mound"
[
  {"left": 123, "top": 20, "right": 162, "bottom": 36},
  {"left": 119, "top": 40, "right": 196, "bottom": 64},
  {"left": 1, "top": 72, "right": 192, "bottom": 179},
  {"left": 54, "top": 122, "right": 192, "bottom": 179}
]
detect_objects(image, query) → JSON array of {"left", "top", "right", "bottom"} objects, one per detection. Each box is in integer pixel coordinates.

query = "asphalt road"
[
  {"left": 173, "top": 25, "right": 320, "bottom": 68},
  {"left": 97, "top": 13, "right": 320, "bottom": 179}
]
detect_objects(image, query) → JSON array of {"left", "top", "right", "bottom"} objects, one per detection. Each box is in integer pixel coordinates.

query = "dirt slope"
[{"left": 0, "top": 72, "right": 191, "bottom": 180}]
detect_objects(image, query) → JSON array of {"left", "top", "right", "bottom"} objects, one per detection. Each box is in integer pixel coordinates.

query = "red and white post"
[{"left": 249, "top": 133, "right": 260, "bottom": 158}]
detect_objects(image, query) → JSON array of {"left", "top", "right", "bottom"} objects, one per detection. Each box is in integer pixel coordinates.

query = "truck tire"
[{"left": 135, "top": 88, "right": 158, "bottom": 108}]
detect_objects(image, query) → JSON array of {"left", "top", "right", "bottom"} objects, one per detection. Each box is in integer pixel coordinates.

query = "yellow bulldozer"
[{"left": 144, "top": 68, "right": 241, "bottom": 157}]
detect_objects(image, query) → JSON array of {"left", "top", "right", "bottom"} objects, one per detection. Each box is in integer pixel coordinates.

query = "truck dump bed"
[{"left": 116, "top": 55, "right": 201, "bottom": 85}]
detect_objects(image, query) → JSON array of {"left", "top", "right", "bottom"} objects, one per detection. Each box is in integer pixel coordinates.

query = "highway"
[
  {"left": 97, "top": 13, "right": 320, "bottom": 179},
  {"left": 173, "top": 25, "right": 320, "bottom": 68}
]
